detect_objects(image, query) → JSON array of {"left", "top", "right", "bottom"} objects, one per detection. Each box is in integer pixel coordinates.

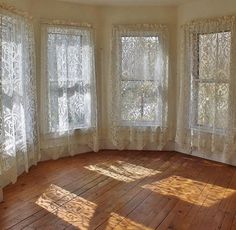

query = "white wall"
[
  {"left": 29, "top": 0, "right": 104, "bottom": 148},
  {"left": 1, "top": 0, "right": 236, "bottom": 151},
  {"left": 0, "top": 0, "right": 31, "bottom": 11},
  {"left": 4, "top": 0, "right": 236, "bottom": 148},
  {"left": 176, "top": 0, "right": 236, "bottom": 165},
  {"left": 1, "top": 0, "right": 236, "bottom": 195},
  {"left": 0, "top": 0, "right": 178, "bottom": 150},
  {"left": 0, "top": 0, "right": 177, "bottom": 199},
  {"left": 177, "top": 0, "right": 236, "bottom": 88},
  {"left": 178, "top": 0, "right": 236, "bottom": 24},
  {"left": 98, "top": 5, "right": 177, "bottom": 146}
]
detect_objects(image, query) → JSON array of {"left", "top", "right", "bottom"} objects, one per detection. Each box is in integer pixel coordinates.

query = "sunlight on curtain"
[
  {"left": 40, "top": 23, "right": 98, "bottom": 159},
  {"left": 176, "top": 16, "right": 236, "bottom": 164},
  {"left": 110, "top": 24, "right": 169, "bottom": 150},
  {"left": 0, "top": 9, "right": 39, "bottom": 185}
]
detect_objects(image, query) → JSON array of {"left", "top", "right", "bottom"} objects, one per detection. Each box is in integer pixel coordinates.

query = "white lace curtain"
[
  {"left": 110, "top": 24, "right": 170, "bottom": 150},
  {"left": 40, "top": 23, "right": 98, "bottom": 159},
  {"left": 0, "top": 9, "right": 39, "bottom": 186},
  {"left": 176, "top": 16, "right": 236, "bottom": 164}
]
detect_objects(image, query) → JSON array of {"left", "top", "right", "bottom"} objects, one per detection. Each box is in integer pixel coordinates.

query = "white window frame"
[
  {"left": 190, "top": 31, "right": 231, "bottom": 134},
  {"left": 41, "top": 23, "right": 96, "bottom": 135},
  {"left": 112, "top": 24, "right": 169, "bottom": 128}
]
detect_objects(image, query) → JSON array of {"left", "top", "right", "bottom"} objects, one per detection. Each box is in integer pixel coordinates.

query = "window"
[
  {"left": 42, "top": 26, "right": 96, "bottom": 133},
  {"left": 1, "top": 14, "right": 37, "bottom": 154},
  {"left": 121, "top": 36, "right": 160, "bottom": 125},
  {"left": 191, "top": 31, "right": 231, "bottom": 131},
  {"left": 112, "top": 26, "right": 168, "bottom": 127},
  {"left": 0, "top": 10, "right": 38, "bottom": 182}
]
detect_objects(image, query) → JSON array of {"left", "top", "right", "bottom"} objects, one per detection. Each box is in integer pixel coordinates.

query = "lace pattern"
[
  {"left": 40, "top": 22, "right": 99, "bottom": 158},
  {"left": 110, "top": 24, "right": 169, "bottom": 150},
  {"left": 176, "top": 16, "right": 236, "bottom": 156},
  {"left": 0, "top": 10, "right": 39, "bottom": 184}
]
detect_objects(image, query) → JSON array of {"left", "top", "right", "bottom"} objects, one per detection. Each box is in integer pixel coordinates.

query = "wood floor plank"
[
  {"left": 18, "top": 151, "right": 162, "bottom": 229},
  {"left": 162, "top": 167, "right": 219, "bottom": 229},
  {"left": 29, "top": 152, "right": 176, "bottom": 229},
  {"left": 85, "top": 153, "right": 181, "bottom": 229},
  {"left": 180, "top": 166, "right": 234, "bottom": 230},
  {"left": 112, "top": 154, "right": 196, "bottom": 230},
  {"left": 1, "top": 151, "right": 130, "bottom": 228},
  {"left": 131, "top": 158, "right": 204, "bottom": 230},
  {"left": 158, "top": 165, "right": 231, "bottom": 230},
  {"left": 0, "top": 150, "right": 236, "bottom": 230},
  {"left": 231, "top": 214, "right": 236, "bottom": 230}
]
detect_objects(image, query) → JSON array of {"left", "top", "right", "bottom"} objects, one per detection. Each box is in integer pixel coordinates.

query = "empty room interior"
[{"left": 1, "top": 0, "right": 236, "bottom": 229}]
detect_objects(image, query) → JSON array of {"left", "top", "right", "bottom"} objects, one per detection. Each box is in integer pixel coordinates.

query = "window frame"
[
  {"left": 190, "top": 31, "right": 231, "bottom": 133},
  {"left": 41, "top": 24, "right": 96, "bottom": 135},
  {"left": 117, "top": 33, "right": 163, "bottom": 127}
]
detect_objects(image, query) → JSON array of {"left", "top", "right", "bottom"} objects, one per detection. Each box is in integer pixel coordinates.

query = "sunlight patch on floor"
[
  {"left": 106, "top": 212, "right": 152, "bottom": 230},
  {"left": 36, "top": 184, "right": 97, "bottom": 229},
  {"left": 85, "top": 160, "right": 160, "bottom": 182},
  {"left": 142, "top": 175, "right": 236, "bottom": 207}
]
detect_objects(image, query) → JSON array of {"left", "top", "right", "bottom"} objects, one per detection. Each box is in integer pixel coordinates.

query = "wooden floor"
[{"left": 1, "top": 151, "right": 236, "bottom": 230}]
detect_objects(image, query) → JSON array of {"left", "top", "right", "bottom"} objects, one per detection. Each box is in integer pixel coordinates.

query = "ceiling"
[{"left": 56, "top": 0, "right": 194, "bottom": 6}]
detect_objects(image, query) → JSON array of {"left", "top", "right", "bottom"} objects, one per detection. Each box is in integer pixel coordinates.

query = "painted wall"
[
  {"left": 2, "top": 0, "right": 236, "bottom": 151},
  {"left": 177, "top": 0, "right": 236, "bottom": 84},
  {"left": 31, "top": 1, "right": 178, "bottom": 148},
  {"left": 175, "top": 0, "right": 236, "bottom": 165},
  {"left": 178, "top": 0, "right": 236, "bottom": 24},
  {"left": 0, "top": 0, "right": 178, "bottom": 150},
  {"left": 176, "top": 0, "right": 236, "bottom": 127},
  {"left": 1, "top": 0, "right": 236, "bottom": 195},
  {"left": 1, "top": 0, "right": 31, "bottom": 11},
  {"left": 29, "top": 0, "right": 104, "bottom": 151},
  {"left": 98, "top": 5, "right": 177, "bottom": 146}
]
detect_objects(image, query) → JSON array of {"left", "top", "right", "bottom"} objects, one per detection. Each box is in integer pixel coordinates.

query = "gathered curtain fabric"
[
  {"left": 176, "top": 16, "right": 236, "bottom": 164},
  {"left": 0, "top": 9, "right": 39, "bottom": 186},
  {"left": 40, "top": 23, "right": 98, "bottom": 160},
  {"left": 110, "top": 24, "right": 170, "bottom": 150}
]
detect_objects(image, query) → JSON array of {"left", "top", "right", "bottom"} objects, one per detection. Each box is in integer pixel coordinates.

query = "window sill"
[
  {"left": 43, "top": 127, "right": 96, "bottom": 137},
  {"left": 118, "top": 121, "right": 163, "bottom": 128},
  {"left": 191, "top": 126, "right": 226, "bottom": 135}
]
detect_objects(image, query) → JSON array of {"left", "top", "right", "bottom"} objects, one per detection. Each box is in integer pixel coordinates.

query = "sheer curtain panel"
[
  {"left": 41, "top": 22, "right": 98, "bottom": 159},
  {"left": 110, "top": 24, "right": 169, "bottom": 150},
  {"left": 0, "top": 9, "right": 39, "bottom": 188},
  {"left": 176, "top": 16, "right": 236, "bottom": 165}
]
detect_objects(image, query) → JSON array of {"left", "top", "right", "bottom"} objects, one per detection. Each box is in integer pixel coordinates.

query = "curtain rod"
[
  {"left": 181, "top": 15, "right": 236, "bottom": 28},
  {"left": 112, "top": 23, "right": 167, "bottom": 29},
  {"left": 0, "top": 3, "right": 33, "bottom": 20},
  {"left": 40, "top": 19, "right": 93, "bottom": 28}
]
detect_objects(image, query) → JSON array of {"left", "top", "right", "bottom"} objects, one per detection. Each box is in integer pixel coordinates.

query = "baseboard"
[
  {"left": 174, "top": 143, "right": 236, "bottom": 167},
  {"left": 2, "top": 140, "right": 236, "bottom": 193},
  {"left": 0, "top": 188, "right": 3, "bottom": 203}
]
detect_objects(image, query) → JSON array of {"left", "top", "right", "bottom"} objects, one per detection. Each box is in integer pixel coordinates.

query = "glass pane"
[
  {"left": 120, "top": 35, "right": 162, "bottom": 125},
  {"left": 215, "top": 83, "right": 229, "bottom": 128},
  {"left": 120, "top": 81, "right": 158, "bottom": 123},
  {"left": 47, "top": 31, "right": 90, "bottom": 132},
  {"left": 1, "top": 16, "right": 26, "bottom": 156},
  {"left": 121, "top": 36, "right": 160, "bottom": 81},
  {"left": 197, "top": 83, "right": 215, "bottom": 127},
  {"left": 196, "top": 82, "right": 229, "bottom": 129},
  {"left": 198, "top": 32, "right": 231, "bottom": 81}
]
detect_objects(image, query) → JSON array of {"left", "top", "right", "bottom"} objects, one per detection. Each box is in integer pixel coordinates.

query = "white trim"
[{"left": 1, "top": 140, "right": 236, "bottom": 194}]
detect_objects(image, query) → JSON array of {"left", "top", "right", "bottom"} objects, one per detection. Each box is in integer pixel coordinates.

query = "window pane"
[
  {"left": 121, "top": 36, "right": 160, "bottom": 81},
  {"left": 121, "top": 81, "right": 158, "bottom": 122},
  {"left": 120, "top": 36, "right": 161, "bottom": 125},
  {"left": 196, "top": 82, "right": 229, "bottom": 129},
  {"left": 198, "top": 32, "right": 231, "bottom": 81},
  {"left": 47, "top": 30, "right": 91, "bottom": 132}
]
